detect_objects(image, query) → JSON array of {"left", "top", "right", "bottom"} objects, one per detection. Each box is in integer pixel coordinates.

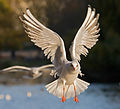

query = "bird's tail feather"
[
  {"left": 45, "top": 79, "right": 64, "bottom": 98},
  {"left": 45, "top": 78, "right": 90, "bottom": 99},
  {"left": 66, "top": 78, "right": 90, "bottom": 99}
]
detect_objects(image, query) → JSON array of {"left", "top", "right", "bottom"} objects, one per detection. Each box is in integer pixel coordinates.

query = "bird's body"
[
  {"left": 19, "top": 5, "right": 100, "bottom": 102},
  {"left": 0, "top": 64, "right": 55, "bottom": 79},
  {"left": 59, "top": 60, "right": 80, "bottom": 85},
  {"left": 45, "top": 60, "right": 89, "bottom": 102}
]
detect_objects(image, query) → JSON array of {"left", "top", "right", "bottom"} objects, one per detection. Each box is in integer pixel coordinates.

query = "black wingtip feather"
[{"left": 26, "top": 8, "right": 29, "bottom": 11}]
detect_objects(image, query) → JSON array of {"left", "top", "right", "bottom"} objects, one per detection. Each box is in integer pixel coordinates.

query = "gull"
[
  {"left": 0, "top": 64, "right": 55, "bottom": 79},
  {"left": 19, "top": 5, "right": 100, "bottom": 102}
]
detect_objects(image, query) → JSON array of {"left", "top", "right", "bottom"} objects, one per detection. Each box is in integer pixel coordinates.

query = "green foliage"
[
  {"left": 0, "top": 0, "right": 28, "bottom": 50},
  {"left": 0, "top": 0, "right": 10, "bottom": 13}
]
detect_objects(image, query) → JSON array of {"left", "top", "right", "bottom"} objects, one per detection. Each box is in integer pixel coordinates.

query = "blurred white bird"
[
  {"left": 19, "top": 5, "right": 100, "bottom": 102},
  {"left": 0, "top": 64, "right": 55, "bottom": 79}
]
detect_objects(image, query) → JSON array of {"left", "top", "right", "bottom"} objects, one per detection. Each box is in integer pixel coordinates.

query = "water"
[{"left": 0, "top": 84, "right": 120, "bottom": 109}]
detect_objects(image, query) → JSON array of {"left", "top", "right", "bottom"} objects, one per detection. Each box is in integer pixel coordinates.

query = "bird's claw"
[
  {"left": 74, "top": 96, "right": 79, "bottom": 103},
  {"left": 61, "top": 95, "right": 66, "bottom": 102}
]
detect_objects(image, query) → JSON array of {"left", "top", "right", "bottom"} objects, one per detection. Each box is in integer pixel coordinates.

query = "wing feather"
[
  {"left": 69, "top": 6, "right": 100, "bottom": 61},
  {"left": 20, "top": 9, "right": 67, "bottom": 69},
  {"left": 0, "top": 64, "right": 58, "bottom": 79}
]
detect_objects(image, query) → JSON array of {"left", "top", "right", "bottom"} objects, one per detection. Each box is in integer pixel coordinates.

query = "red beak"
[{"left": 73, "top": 66, "right": 76, "bottom": 70}]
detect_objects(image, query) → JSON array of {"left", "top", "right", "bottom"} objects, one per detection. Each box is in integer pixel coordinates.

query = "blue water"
[{"left": 0, "top": 84, "right": 120, "bottom": 109}]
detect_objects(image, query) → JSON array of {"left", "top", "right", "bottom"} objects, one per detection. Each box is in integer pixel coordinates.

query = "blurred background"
[{"left": 0, "top": 0, "right": 120, "bottom": 109}]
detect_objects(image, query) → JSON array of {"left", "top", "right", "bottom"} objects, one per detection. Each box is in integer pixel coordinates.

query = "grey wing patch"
[
  {"left": 53, "top": 46, "right": 64, "bottom": 67},
  {"left": 52, "top": 46, "right": 66, "bottom": 76}
]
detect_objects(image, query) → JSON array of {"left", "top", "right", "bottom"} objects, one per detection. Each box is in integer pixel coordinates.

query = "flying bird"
[
  {"left": 0, "top": 64, "right": 55, "bottom": 79},
  {"left": 19, "top": 5, "right": 100, "bottom": 102}
]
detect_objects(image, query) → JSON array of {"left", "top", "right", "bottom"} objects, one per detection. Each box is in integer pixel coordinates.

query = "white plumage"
[
  {"left": 0, "top": 64, "right": 55, "bottom": 79},
  {"left": 19, "top": 5, "right": 100, "bottom": 102}
]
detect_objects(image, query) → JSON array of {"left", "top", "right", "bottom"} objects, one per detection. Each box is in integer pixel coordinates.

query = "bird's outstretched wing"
[
  {"left": 0, "top": 65, "right": 34, "bottom": 79},
  {"left": 0, "top": 66, "right": 31, "bottom": 73},
  {"left": 19, "top": 9, "right": 67, "bottom": 69},
  {"left": 69, "top": 6, "right": 100, "bottom": 61},
  {"left": 0, "top": 64, "right": 56, "bottom": 79}
]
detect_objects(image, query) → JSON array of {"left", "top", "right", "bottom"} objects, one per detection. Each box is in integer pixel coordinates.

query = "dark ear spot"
[{"left": 70, "top": 63, "right": 73, "bottom": 67}]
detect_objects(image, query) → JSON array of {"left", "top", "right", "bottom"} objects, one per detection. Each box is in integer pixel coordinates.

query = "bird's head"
[{"left": 71, "top": 61, "right": 79, "bottom": 71}]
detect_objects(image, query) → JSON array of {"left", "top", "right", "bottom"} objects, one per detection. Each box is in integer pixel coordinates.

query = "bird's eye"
[
  {"left": 71, "top": 64, "right": 73, "bottom": 67},
  {"left": 76, "top": 65, "right": 78, "bottom": 67}
]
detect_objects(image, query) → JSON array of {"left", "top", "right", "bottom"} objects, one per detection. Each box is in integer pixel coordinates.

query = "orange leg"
[
  {"left": 61, "top": 87, "right": 66, "bottom": 102},
  {"left": 73, "top": 84, "right": 79, "bottom": 103}
]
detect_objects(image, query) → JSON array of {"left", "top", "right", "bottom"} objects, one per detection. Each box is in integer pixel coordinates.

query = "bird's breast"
[{"left": 60, "top": 70, "right": 78, "bottom": 85}]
